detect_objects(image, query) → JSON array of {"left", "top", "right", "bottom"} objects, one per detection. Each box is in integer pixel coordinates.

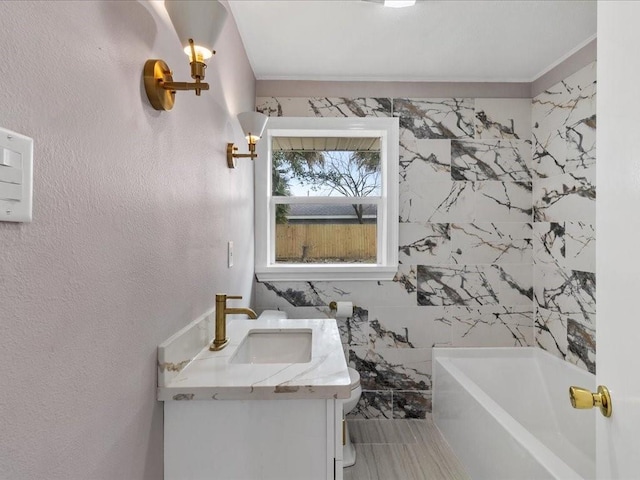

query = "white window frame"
[{"left": 254, "top": 117, "right": 399, "bottom": 281}]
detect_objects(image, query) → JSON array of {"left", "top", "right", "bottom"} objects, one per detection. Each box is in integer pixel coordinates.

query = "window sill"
[{"left": 255, "top": 264, "right": 398, "bottom": 282}]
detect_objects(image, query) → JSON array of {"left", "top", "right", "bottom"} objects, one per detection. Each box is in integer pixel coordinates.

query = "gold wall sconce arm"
[
  {"left": 227, "top": 142, "right": 257, "bottom": 168},
  {"left": 144, "top": 40, "right": 211, "bottom": 111},
  {"left": 143, "top": 1, "right": 227, "bottom": 111},
  {"left": 227, "top": 112, "right": 268, "bottom": 168}
]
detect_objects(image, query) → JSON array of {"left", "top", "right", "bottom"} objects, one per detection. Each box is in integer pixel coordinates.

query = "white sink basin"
[{"left": 230, "top": 329, "right": 313, "bottom": 364}]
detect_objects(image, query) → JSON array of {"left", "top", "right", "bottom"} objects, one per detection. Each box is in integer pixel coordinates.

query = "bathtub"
[{"left": 433, "top": 347, "right": 595, "bottom": 480}]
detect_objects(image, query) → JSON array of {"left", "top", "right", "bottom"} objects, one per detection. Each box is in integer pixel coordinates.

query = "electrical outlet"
[{"left": 228, "top": 241, "right": 234, "bottom": 268}]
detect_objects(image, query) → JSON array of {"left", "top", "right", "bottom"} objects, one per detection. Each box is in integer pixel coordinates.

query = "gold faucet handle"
[{"left": 215, "top": 294, "right": 242, "bottom": 302}]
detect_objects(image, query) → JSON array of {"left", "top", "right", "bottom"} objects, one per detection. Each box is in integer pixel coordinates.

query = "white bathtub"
[{"left": 433, "top": 347, "right": 595, "bottom": 480}]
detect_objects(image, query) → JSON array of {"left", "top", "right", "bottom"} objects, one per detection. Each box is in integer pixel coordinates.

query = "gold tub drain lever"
[{"left": 569, "top": 385, "right": 612, "bottom": 418}]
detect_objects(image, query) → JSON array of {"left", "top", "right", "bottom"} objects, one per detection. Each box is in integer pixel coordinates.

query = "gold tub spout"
[{"left": 210, "top": 294, "right": 257, "bottom": 351}]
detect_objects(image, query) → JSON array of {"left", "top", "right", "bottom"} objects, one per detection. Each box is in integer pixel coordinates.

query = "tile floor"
[{"left": 343, "top": 416, "right": 470, "bottom": 480}]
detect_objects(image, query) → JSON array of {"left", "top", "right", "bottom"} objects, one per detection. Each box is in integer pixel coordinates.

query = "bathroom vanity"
[{"left": 158, "top": 312, "right": 351, "bottom": 480}]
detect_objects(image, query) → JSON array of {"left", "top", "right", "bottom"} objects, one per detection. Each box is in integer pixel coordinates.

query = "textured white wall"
[{"left": 0, "top": 1, "right": 256, "bottom": 478}]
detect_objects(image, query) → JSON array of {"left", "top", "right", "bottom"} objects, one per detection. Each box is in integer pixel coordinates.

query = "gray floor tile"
[
  {"left": 344, "top": 416, "right": 470, "bottom": 480},
  {"left": 349, "top": 419, "right": 417, "bottom": 444},
  {"left": 406, "top": 443, "right": 471, "bottom": 480},
  {"left": 408, "top": 418, "right": 469, "bottom": 478},
  {"left": 346, "top": 444, "right": 422, "bottom": 480},
  {"left": 343, "top": 444, "right": 375, "bottom": 480},
  {"left": 407, "top": 417, "right": 445, "bottom": 443}
]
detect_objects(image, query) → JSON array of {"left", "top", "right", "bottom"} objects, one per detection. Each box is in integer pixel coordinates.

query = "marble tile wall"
[
  {"left": 254, "top": 95, "right": 536, "bottom": 419},
  {"left": 532, "top": 62, "right": 597, "bottom": 374}
]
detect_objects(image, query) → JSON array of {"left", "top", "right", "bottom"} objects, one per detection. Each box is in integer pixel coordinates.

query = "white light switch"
[
  {"left": 0, "top": 181, "right": 21, "bottom": 201},
  {"left": 0, "top": 127, "right": 33, "bottom": 223},
  {"left": 228, "top": 241, "right": 234, "bottom": 268}
]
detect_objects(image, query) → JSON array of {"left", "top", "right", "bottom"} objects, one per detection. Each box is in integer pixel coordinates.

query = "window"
[{"left": 255, "top": 117, "right": 399, "bottom": 281}]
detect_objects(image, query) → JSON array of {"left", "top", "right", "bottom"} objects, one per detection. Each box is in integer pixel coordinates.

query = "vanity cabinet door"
[{"left": 165, "top": 399, "right": 337, "bottom": 480}]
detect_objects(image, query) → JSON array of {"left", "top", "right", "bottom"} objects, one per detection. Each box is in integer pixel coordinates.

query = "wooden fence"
[{"left": 275, "top": 224, "right": 377, "bottom": 262}]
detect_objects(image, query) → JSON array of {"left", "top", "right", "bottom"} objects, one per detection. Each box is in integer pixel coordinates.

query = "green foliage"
[
  {"left": 272, "top": 148, "right": 381, "bottom": 224},
  {"left": 272, "top": 152, "right": 291, "bottom": 224}
]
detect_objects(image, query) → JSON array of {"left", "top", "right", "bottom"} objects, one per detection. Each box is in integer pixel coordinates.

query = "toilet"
[{"left": 343, "top": 367, "right": 362, "bottom": 468}]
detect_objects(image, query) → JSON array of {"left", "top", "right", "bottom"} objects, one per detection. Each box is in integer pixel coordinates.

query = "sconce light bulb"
[
  {"left": 184, "top": 45, "right": 213, "bottom": 62},
  {"left": 246, "top": 134, "right": 261, "bottom": 144}
]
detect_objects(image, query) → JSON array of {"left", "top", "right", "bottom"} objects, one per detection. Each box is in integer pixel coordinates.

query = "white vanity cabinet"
[
  {"left": 164, "top": 398, "right": 344, "bottom": 480},
  {"left": 158, "top": 317, "right": 350, "bottom": 480}
]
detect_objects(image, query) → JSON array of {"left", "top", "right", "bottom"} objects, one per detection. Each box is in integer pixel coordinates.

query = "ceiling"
[{"left": 227, "top": 0, "right": 597, "bottom": 82}]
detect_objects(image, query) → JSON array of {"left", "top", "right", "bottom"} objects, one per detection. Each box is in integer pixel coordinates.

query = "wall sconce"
[
  {"left": 227, "top": 112, "right": 269, "bottom": 168},
  {"left": 143, "top": 0, "right": 228, "bottom": 111}
]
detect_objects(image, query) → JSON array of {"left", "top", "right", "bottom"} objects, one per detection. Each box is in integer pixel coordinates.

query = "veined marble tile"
[
  {"left": 565, "top": 221, "right": 595, "bottom": 273},
  {"left": 559, "top": 61, "right": 597, "bottom": 125},
  {"left": 276, "top": 267, "right": 418, "bottom": 311},
  {"left": 532, "top": 108, "right": 595, "bottom": 179},
  {"left": 531, "top": 129, "right": 567, "bottom": 179},
  {"left": 417, "top": 265, "right": 500, "bottom": 306},
  {"left": 531, "top": 62, "right": 596, "bottom": 178},
  {"left": 390, "top": 264, "right": 419, "bottom": 301},
  {"left": 448, "top": 306, "right": 534, "bottom": 347},
  {"left": 375, "top": 348, "right": 432, "bottom": 390},
  {"left": 565, "top": 114, "right": 596, "bottom": 172},
  {"left": 451, "top": 139, "right": 532, "bottom": 182},
  {"left": 533, "top": 168, "right": 596, "bottom": 223},
  {"left": 474, "top": 98, "right": 532, "bottom": 140},
  {"left": 533, "top": 222, "right": 566, "bottom": 267},
  {"left": 350, "top": 347, "right": 431, "bottom": 391},
  {"left": 400, "top": 180, "right": 476, "bottom": 223},
  {"left": 450, "top": 222, "right": 532, "bottom": 265},
  {"left": 320, "top": 274, "right": 418, "bottom": 309},
  {"left": 567, "top": 317, "right": 596, "bottom": 374},
  {"left": 535, "top": 307, "right": 568, "bottom": 361},
  {"left": 399, "top": 132, "right": 451, "bottom": 182},
  {"left": 402, "top": 180, "right": 532, "bottom": 224},
  {"left": 255, "top": 281, "right": 329, "bottom": 308},
  {"left": 492, "top": 264, "right": 534, "bottom": 306},
  {"left": 534, "top": 266, "right": 595, "bottom": 324},
  {"left": 475, "top": 181, "right": 533, "bottom": 222},
  {"left": 392, "top": 391, "right": 432, "bottom": 419},
  {"left": 256, "top": 270, "right": 419, "bottom": 312},
  {"left": 531, "top": 123, "right": 589, "bottom": 179},
  {"left": 399, "top": 223, "right": 451, "bottom": 265},
  {"left": 532, "top": 62, "right": 597, "bottom": 137},
  {"left": 255, "top": 97, "right": 392, "bottom": 117},
  {"left": 348, "top": 390, "right": 393, "bottom": 419},
  {"left": 393, "top": 98, "right": 475, "bottom": 139},
  {"left": 337, "top": 306, "right": 369, "bottom": 347},
  {"left": 369, "top": 306, "right": 451, "bottom": 349}
]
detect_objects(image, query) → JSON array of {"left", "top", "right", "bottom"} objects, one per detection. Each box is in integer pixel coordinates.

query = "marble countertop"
[{"left": 157, "top": 318, "right": 351, "bottom": 401}]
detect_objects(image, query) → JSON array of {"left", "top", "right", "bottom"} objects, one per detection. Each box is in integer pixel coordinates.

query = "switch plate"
[
  {"left": 0, "top": 127, "right": 33, "bottom": 223},
  {"left": 228, "top": 241, "right": 234, "bottom": 268}
]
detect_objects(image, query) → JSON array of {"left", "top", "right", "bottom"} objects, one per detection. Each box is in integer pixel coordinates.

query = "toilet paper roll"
[{"left": 335, "top": 301, "right": 354, "bottom": 319}]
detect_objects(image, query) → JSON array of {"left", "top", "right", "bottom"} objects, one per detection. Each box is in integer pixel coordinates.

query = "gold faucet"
[{"left": 210, "top": 294, "right": 257, "bottom": 351}]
